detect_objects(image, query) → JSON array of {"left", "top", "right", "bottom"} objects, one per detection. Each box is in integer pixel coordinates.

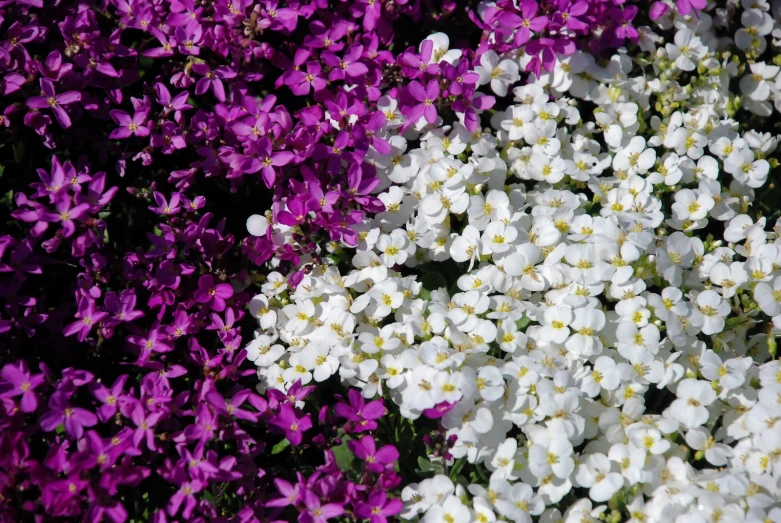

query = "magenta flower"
[
  {"left": 63, "top": 298, "right": 108, "bottom": 341},
  {"left": 130, "top": 402, "right": 163, "bottom": 450},
  {"left": 334, "top": 388, "right": 385, "bottom": 433},
  {"left": 26, "top": 78, "right": 81, "bottom": 128},
  {"left": 266, "top": 477, "right": 304, "bottom": 508},
  {"left": 269, "top": 403, "right": 312, "bottom": 445},
  {"left": 553, "top": 0, "right": 589, "bottom": 33},
  {"left": 194, "top": 275, "right": 234, "bottom": 312},
  {"left": 89, "top": 374, "right": 128, "bottom": 422},
  {"left": 109, "top": 109, "right": 150, "bottom": 139},
  {"left": 347, "top": 435, "right": 399, "bottom": 473},
  {"left": 650, "top": 1, "right": 669, "bottom": 19},
  {"left": 676, "top": 0, "right": 707, "bottom": 16},
  {"left": 0, "top": 360, "right": 45, "bottom": 412},
  {"left": 287, "top": 61, "right": 327, "bottom": 96},
  {"left": 300, "top": 490, "right": 345, "bottom": 523},
  {"left": 241, "top": 137, "right": 295, "bottom": 188},
  {"left": 354, "top": 491, "right": 403, "bottom": 523},
  {"left": 175, "top": 22, "right": 203, "bottom": 55},
  {"left": 167, "top": 480, "right": 204, "bottom": 519},
  {"left": 53, "top": 195, "right": 90, "bottom": 237},
  {"left": 322, "top": 43, "right": 368, "bottom": 81},
  {"left": 404, "top": 79, "right": 440, "bottom": 127},
  {"left": 502, "top": 0, "right": 548, "bottom": 47},
  {"left": 609, "top": 5, "right": 639, "bottom": 41},
  {"left": 39, "top": 390, "right": 98, "bottom": 439},
  {"left": 525, "top": 37, "right": 576, "bottom": 76},
  {"left": 193, "top": 63, "right": 237, "bottom": 102}
]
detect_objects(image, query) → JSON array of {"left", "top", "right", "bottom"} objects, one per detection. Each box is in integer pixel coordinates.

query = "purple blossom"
[
  {"left": 334, "top": 388, "right": 385, "bottom": 433},
  {"left": 0, "top": 361, "right": 45, "bottom": 412},
  {"left": 354, "top": 491, "right": 403, "bottom": 523},
  {"left": 404, "top": 79, "right": 440, "bottom": 127},
  {"left": 347, "top": 435, "right": 399, "bottom": 473},
  {"left": 269, "top": 403, "right": 312, "bottom": 445},
  {"left": 39, "top": 390, "right": 98, "bottom": 439},
  {"left": 109, "top": 109, "right": 151, "bottom": 139},
  {"left": 26, "top": 78, "right": 81, "bottom": 128}
]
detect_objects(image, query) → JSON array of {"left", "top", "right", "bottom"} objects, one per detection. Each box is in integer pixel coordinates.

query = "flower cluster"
[
  {"left": 246, "top": 0, "right": 781, "bottom": 522},
  {"left": 6, "top": 0, "right": 778, "bottom": 521}
]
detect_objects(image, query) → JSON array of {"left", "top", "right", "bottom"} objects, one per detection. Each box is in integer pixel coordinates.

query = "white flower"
[
  {"left": 481, "top": 221, "right": 518, "bottom": 255},
  {"left": 754, "top": 276, "right": 781, "bottom": 316},
  {"left": 708, "top": 262, "right": 747, "bottom": 298},
  {"left": 297, "top": 344, "right": 338, "bottom": 382},
  {"left": 626, "top": 424, "right": 670, "bottom": 455},
  {"left": 540, "top": 306, "right": 573, "bottom": 344},
  {"left": 581, "top": 356, "right": 621, "bottom": 397},
  {"left": 494, "top": 482, "right": 544, "bottom": 523},
  {"left": 423, "top": 32, "right": 462, "bottom": 64},
  {"left": 692, "top": 290, "right": 730, "bottom": 335},
  {"left": 575, "top": 453, "right": 623, "bottom": 502},
  {"left": 685, "top": 427, "right": 733, "bottom": 466},
  {"left": 423, "top": 495, "right": 470, "bottom": 523},
  {"left": 245, "top": 335, "right": 285, "bottom": 367},
  {"left": 739, "top": 62, "right": 779, "bottom": 102},
  {"left": 723, "top": 148, "right": 769, "bottom": 189},
  {"left": 666, "top": 29, "right": 707, "bottom": 72},
  {"left": 699, "top": 350, "right": 752, "bottom": 391},
  {"left": 376, "top": 229, "right": 411, "bottom": 267},
  {"left": 529, "top": 437, "right": 575, "bottom": 479},
  {"left": 612, "top": 136, "right": 656, "bottom": 176},
  {"left": 671, "top": 189, "right": 714, "bottom": 221},
  {"left": 475, "top": 50, "right": 520, "bottom": 97},
  {"left": 665, "top": 379, "right": 717, "bottom": 429}
]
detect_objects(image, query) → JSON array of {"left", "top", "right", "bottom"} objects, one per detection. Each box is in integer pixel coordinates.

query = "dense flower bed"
[{"left": 1, "top": 0, "right": 781, "bottom": 522}]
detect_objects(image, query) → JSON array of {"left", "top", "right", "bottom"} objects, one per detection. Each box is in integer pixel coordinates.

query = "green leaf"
[
  {"left": 417, "top": 456, "right": 437, "bottom": 473},
  {"left": 332, "top": 439, "right": 356, "bottom": 471},
  {"left": 421, "top": 272, "right": 447, "bottom": 293},
  {"left": 12, "top": 141, "right": 25, "bottom": 164},
  {"left": 271, "top": 438, "right": 291, "bottom": 455},
  {"left": 515, "top": 315, "right": 531, "bottom": 330},
  {"left": 55, "top": 424, "right": 65, "bottom": 434},
  {"left": 449, "top": 457, "right": 467, "bottom": 480}
]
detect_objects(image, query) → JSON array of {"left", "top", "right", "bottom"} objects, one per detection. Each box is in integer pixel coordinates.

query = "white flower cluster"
[{"left": 246, "top": 2, "right": 781, "bottom": 522}]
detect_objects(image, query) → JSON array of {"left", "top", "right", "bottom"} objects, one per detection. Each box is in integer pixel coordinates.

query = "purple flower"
[
  {"left": 553, "top": 0, "right": 589, "bottom": 33},
  {"left": 175, "top": 22, "right": 203, "bottom": 55},
  {"left": 26, "top": 78, "right": 81, "bottom": 128},
  {"left": 300, "top": 490, "right": 345, "bottom": 523},
  {"left": 266, "top": 477, "right": 304, "bottom": 508},
  {"left": 149, "top": 192, "right": 182, "bottom": 216},
  {"left": 354, "top": 491, "right": 403, "bottom": 523},
  {"left": 502, "top": 0, "right": 548, "bottom": 47},
  {"left": 404, "top": 79, "right": 440, "bottom": 128},
  {"left": 193, "top": 64, "right": 237, "bottom": 102},
  {"left": 334, "top": 388, "right": 385, "bottom": 433},
  {"left": 609, "top": 5, "right": 639, "bottom": 42},
  {"left": 39, "top": 390, "right": 98, "bottom": 439},
  {"left": 194, "top": 275, "right": 234, "bottom": 312},
  {"left": 89, "top": 375, "right": 128, "bottom": 423},
  {"left": 347, "top": 435, "right": 399, "bottom": 473},
  {"left": 167, "top": 480, "right": 203, "bottom": 519},
  {"left": 0, "top": 360, "right": 45, "bottom": 412},
  {"left": 269, "top": 403, "right": 312, "bottom": 445},
  {"left": 130, "top": 402, "right": 163, "bottom": 450},
  {"left": 322, "top": 43, "right": 368, "bottom": 81},
  {"left": 676, "top": 0, "right": 707, "bottom": 16},
  {"left": 109, "top": 109, "right": 151, "bottom": 139},
  {"left": 525, "top": 37, "right": 576, "bottom": 76},
  {"left": 63, "top": 298, "right": 108, "bottom": 341}
]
